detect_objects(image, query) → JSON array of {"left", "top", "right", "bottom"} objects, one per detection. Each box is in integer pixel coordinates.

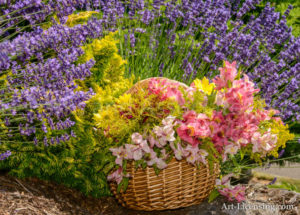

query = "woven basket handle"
[{"left": 126, "top": 77, "right": 189, "bottom": 95}]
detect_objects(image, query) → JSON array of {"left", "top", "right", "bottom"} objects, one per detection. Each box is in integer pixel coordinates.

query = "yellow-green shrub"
[
  {"left": 66, "top": 11, "right": 98, "bottom": 27},
  {"left": 0, "top": 27, "right": 134, "bottom": 197}
]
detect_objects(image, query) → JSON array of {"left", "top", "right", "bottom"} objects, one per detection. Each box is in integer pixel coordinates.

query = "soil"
[
  {"left": 0, "top": 171, "right": 225, "bottom": 215},
  {"left": 0, "top": 172, "right": 299, "bottom": 215}
]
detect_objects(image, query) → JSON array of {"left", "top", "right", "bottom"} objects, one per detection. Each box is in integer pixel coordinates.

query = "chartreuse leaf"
[
  {"left": 103, "top": 162, "right": 115, "bottom": 175},
  {"left": 240, "top": 148, "right": 245, "bottom": 160},
  {"left": 153, "top": 164, "right": 161, "bottom": 175},
  {"left": 117, "top": 177, "right": 129, "bottom": 193},
  {"left": 141, "top": 161, "right": 147, "bottom": 169},
  {"left": 208, "top": 188, "right": 220, "bottom": 203},
  {"left": 122, "top": 177, "right": 129, "bottom": 192},
  {"left": 64, "top": 157, "right": 74, "bottom": 163},
  {"left": 123, "top": 160, "right": 127, "bottom": 172},
  {"left": 117, "top": 180, "right": 123, "bottom": 193}
]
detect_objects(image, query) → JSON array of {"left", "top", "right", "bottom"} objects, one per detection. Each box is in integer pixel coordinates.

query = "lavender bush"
[
  {"left": 0, "top": 0, "right": 101, "bottom": 39},
  {"left": 0, "top": 3, "right": 105, "bottom": 157},
  {"left": 113, "top": 0, "right": 299, "bottom": 122},
  {"left": 261, "top": 0, "right": 299, "bottom": 37}
]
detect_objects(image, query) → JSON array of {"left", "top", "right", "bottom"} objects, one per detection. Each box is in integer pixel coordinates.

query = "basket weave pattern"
[{"left": 110, "top": 158, "right": 219, "bottom": 211}]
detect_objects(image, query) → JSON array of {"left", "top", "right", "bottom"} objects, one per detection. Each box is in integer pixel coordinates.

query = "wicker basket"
[
  {"left": 110, "top": 158, "right": 219, "bottom": 211},
  {"left": 110, "top": 77, "right": 219, "bottom": 211}
]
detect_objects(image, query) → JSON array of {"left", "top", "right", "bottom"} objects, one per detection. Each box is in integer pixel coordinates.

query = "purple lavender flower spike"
[
  {"left": 277, "top": 149, "right": 285, "bottom": 159},
  {"left": 269, "top": 177, "right": 277, "bottom": 185},
  {"left": 0, "top": 151, "right": 11, "bottom": 160},
  {"left": 159, "top": 63, "right": 164, "bottom": 77},
  {"left": 129, "top": 33, "right": 135, "bottom": 48}
]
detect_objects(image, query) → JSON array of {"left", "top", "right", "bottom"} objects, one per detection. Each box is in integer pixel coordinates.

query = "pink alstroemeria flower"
[
  {"left": 148, "top": 148, "right": 158, "bottom": 159},
  {"left": 215, "top": 173, "right": 234, "bottom": 187},
  {"left": 223, "top": 75, "right": 260, "bottom": 113},
  {"left": 233, "top": 186, "right": 247, "bottom": 202},
  {"left": 221, "top": 61, "right": 237, "bottom": 81},
  {"left": 161, "top": 86, "right": 185, "bottom": 105},
  {"left": 107, "top": 167, "right": 130, "bottom": 184},
  {"left": 147, "top": 78, "right": 185, "bottom": 105},
  {"left": 197, "top": 149, "right": 208, "bottom": 164},
  {"left": 147, "top": 156, "right": 168, "bottom": 169},
  {"left": 123, "top": 144, "right": 134, "bottom": 159},
  {"left": 193, "top": 114, "right": 211, "bottom": 138},
  {"left": 182, "top": 110, "right": 197, "bottom": 123},
  {"left": 131, "top": 132, "right": 144, "bottom": 144},
  {"left": 148, "top": 78, "right": 164, "bottom": 96},
  {"left": 177, "top": 124, "right": 200, "bottom": 146},
  {"left": 251, "top": 131, "right": 277, "bottom": 155},
  {"left": 153, "top": 124, "right": 176, "bottom": 144},
  {"left": 215, "top": 91, "right": 226, "bottom": 107},
  {"left": 162, "top": 115, "right": 177, "bottom": 126},
  {"left": 260, "top": 131, "right": 277, "bottom": 150},
  {"left": 213, "top": 61, "right": 237, "bottom": 90},
  {"left": 254, "top": 109, "right": 272, "bottom": 122},
  {"left": 236, "top": 138, "right": 249, "bottom": 146},
  {"left": 185, "top": 86, "right": 196, "bottom": 101},
  {"left": 130, "top": 133, "right": 153, "bottom": 160},
  {"left": 170, "top": 142, "right": 188, "bottom": 160},
  {"left": 216, "top": 173, "right": 246, "bottom": 203},
  {"left": 125, "top": 144, "right": 143, "bottom": 161},
  {"left": 185, "top": 144, "right": 199, "bottom": 164},
  {"left": 224, "top": 144, "right": 240, "bottom": 156},
  {"left": 133, "top": 148, "right": 143, "bottom": 160},
  {"left": 140, "top": 140, "right": 151, "bottom": 153},
  {"left": 148, "top": 135, "right": 159, "bottom": 148},
  {"left": 110, "top": 147, "right": 125, "bottom": 166},
  {"left": 218, "top": 185, "right": 246, "bottom": 203}
]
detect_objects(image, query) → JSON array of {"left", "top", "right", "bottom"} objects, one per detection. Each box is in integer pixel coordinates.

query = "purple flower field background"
[{"left": 0, "top": 0, "right": 299, "bottom": 198}]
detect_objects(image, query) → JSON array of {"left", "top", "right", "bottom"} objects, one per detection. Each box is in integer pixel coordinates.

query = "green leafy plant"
[
  {"left": 268, "top": 181, "right": 300, "bottom": 193},
  {"left": 0, "top": 28, "right": 132, "bottom": 197}
]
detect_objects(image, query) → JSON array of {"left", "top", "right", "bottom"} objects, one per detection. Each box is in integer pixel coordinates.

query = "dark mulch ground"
[
  {"left": 0, "top": 171, "right": 229, "bottom": 215},
  {"left": 0, "top": 171, "right": 299, "bottom": 215}
]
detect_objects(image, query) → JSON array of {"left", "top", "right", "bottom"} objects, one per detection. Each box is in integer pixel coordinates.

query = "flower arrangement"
[{"left": 97, "top": 61, "right": 294, "bottom": 202}]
